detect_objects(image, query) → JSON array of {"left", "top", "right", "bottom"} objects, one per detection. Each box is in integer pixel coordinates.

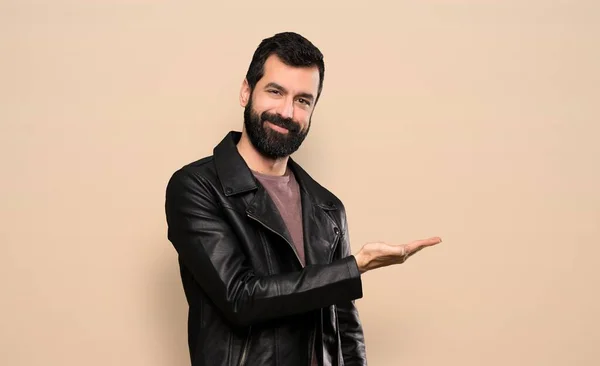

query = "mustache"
[{"left": 260, "top": 112, "right": 301, "bottom": 133}]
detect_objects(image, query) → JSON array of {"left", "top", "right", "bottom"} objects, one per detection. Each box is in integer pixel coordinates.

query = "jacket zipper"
[
  {"left": 238, "top": 326, "right": 252, "bottom": 366},
  {"left": 247, "top": 213, "right": 303, "bottom": 267}
]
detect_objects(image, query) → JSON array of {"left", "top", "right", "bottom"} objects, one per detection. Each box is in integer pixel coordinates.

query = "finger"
[
  {"left": 405, "top": 246, "right": 424, "bottom": 259},
  {"left": 390, "top": 243, "right": 407, "bottom": 257},
  {"left": 388, "top": 244, "right": 409, "bottom": 263},
  {"left": 406, "top": 237, "right": 442, "bottom": 252}
]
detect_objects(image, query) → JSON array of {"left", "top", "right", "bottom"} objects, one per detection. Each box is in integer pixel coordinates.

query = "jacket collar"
[{"left": 213, "top": 131, "right": 339, "bottom": 211}]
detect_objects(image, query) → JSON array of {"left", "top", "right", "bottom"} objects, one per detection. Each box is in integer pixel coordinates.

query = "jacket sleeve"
[
  {"left": 336, "top": 210, "right": 368, "bottom": 365},
  {"left": 164, "top": 168, "right": 363, "bottom": 327}
]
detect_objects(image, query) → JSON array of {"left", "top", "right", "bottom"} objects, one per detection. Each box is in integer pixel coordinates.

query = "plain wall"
[{"left": 1, "top": 1, "right": 599, "bottom": 365}]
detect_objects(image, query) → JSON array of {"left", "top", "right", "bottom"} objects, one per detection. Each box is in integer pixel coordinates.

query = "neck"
[{"left": 236, "top": 129, "right": 289, "bottom": 176}]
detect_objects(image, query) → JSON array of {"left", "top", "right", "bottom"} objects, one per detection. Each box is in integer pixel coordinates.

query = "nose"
[{"left": 277, "top": 97, "right": 294, "bottom": 119}]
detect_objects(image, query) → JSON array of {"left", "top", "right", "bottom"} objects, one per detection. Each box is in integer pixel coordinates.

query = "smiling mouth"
[{"left": 265, "top": 121, "right": 289, "bottom": 134}]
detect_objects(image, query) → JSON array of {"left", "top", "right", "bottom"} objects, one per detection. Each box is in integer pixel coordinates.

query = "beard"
[{"left": 243, "top": 97, "right": 310, "bottom": 159}]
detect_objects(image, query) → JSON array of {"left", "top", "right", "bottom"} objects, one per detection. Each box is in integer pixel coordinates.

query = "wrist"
[{"left": 354, "top": 253, "right": 369, "bottom": 274}]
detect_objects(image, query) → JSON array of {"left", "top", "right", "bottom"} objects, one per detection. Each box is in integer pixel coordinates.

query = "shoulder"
[
  {"left": 169, "top": 153, "right": 219, "bottom": 181},
  {"left": 165, "top": 155, "right": 219, "bottom": 199}
]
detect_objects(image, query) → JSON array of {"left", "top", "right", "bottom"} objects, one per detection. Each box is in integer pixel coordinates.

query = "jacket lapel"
[
  {"left": 300, "top": 192, "right": 341, "bottom": 266},
  {"left": 290, "top": 160, "right": 342, "bottom": 267},
  {"left": 245, "top": 184, "right": 301, "bottom": 266}
]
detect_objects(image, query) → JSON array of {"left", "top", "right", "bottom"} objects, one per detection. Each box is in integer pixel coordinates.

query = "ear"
[{"left": 239, "top": 78, "right": 251, "bottom": 108}]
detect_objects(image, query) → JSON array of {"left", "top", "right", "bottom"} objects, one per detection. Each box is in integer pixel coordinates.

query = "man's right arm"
[{"left": 165, "top": 168, "right": 363, "bottom": 327}]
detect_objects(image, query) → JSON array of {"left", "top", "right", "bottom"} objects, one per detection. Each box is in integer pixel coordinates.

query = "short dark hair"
[{"left": 245, "top": 32, "right": 325, "bottom": 103}]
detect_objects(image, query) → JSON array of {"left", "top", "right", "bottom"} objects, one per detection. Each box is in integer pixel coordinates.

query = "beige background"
[{"left": 2, "top": 1, "right": 599, "bottom": 365}]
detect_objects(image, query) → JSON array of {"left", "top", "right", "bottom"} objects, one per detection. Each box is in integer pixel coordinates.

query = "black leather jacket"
[{"left": 165, "top": 131, "right": 367, "bottom": 366}]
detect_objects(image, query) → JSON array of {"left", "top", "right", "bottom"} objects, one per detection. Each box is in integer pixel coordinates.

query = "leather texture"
[{"left": 165, "top": 131, "right": 367, "bottom": 366}]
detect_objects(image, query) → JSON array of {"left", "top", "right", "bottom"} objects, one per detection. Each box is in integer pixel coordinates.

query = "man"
[{"left": 165, "top": 32, "right": 442, "bottom": 366}]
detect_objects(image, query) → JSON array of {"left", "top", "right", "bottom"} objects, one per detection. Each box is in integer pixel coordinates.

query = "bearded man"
[{"left": 165, "top": 31, "right": 442, "bottom": 366}]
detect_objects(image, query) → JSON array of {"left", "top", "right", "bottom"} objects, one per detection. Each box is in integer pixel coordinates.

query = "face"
[{"left": 241, "top": 54, "right": 320, "bottom": 159}]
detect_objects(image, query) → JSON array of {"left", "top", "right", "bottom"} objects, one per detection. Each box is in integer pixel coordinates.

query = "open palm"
[{"left": 354, "top": 237, "right": 442, "bottom": 273}]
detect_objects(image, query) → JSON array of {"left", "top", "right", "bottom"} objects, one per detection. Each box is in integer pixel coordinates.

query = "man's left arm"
[{"left": 336, "top": 209, "right": 368, "bottom": 365}]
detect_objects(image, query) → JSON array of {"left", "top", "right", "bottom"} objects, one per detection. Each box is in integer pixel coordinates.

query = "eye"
[
  {"left": 268, "top": 89, "right": 281, "bottom": 95},
  {"left": 298, "top": 98, "right": 311, "bottom": 106}
]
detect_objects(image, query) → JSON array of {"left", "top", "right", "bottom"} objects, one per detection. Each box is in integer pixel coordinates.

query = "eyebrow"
[{"left": 264, "top": 82, "right": 315, "bottom": 102}]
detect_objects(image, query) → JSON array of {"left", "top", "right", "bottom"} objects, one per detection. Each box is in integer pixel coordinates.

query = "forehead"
[{"left": 259, "top": 54, "right": 320, "bottom": 95}]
